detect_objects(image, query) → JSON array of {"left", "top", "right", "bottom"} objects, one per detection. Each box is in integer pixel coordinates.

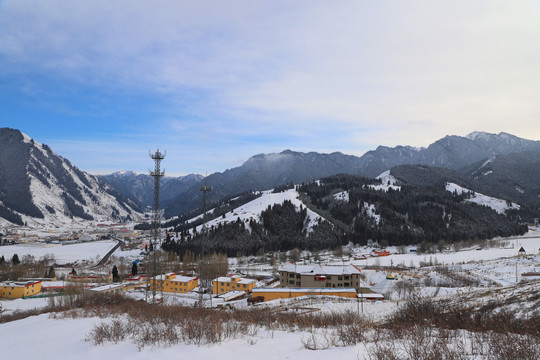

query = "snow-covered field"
[
  {"left": 0, "top": 240, "right": 120, "bottom": 265},
  {"left": 1, "top": 313, "right": 373, "bottom": 360},
  {"left": 357, "top": 232, "right": 540, "bottom": 269},
  {"left": 2, "top": 231, "right": 540, "bottom": 359}
]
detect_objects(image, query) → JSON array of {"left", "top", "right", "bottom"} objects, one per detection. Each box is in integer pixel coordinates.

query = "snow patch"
[
  {"left": 333, "top": 191, "right": 349, "bottom": 202},
  {"left": 192, "top": 188, "right": 324, "bottom": 234},
  {"left": 363, "top": 202, "right": 380, "bottom": 225},
  {"left": 445, "top": 182, "right": 520, "bottom": 214},
  {"left": 370, "top": 171, "right": 401, "bottom": 192}
]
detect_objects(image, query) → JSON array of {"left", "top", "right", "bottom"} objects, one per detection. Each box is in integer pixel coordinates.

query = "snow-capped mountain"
[
  {"left": 0, "top": 128, "right": 142, "bottom": 227},
  {"left": 164, "top": 131, "right": 540, "bottom": 218}
]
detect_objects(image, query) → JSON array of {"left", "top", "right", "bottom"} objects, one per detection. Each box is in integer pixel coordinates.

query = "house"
[
  {"left": 67, "top": 272, "right": 113, "bottom": 283},
  {"left": 215, "top": 290, "right": 246, "bottom": 302},
  {"left": 278, "top": 264, "right": 363, "bottom": 291},
  {"left": 149, "top": 273, "right": 198, "bottom": 294},
  {"left": 212, "top": 275, "right": 256, "bottom": 295},
  {"left": 87, "top": 283, "right": 127, "bottom": 295},
  {"left": 518, "top": 247, "right": 526, "bottom": 257},
  {"left": 0, "top": 281, "right": 42, "bottom": 298}
]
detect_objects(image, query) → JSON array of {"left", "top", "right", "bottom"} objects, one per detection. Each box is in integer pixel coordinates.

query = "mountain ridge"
[
  {"left": 0, "top": 128, "right": 142, "bottom": 227},
  {"left": 163, "top": 131, "right": 540, "bottom": 217}
]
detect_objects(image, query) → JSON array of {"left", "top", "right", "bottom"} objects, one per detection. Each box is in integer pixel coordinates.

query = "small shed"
[{"left": 518, "top": 247, "right": 526, "bottom": 257}]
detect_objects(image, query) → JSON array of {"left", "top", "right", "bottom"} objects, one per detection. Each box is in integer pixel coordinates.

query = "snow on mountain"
[
  {"left": 0, "top": 128, "right": 142, "bottom": 228},
  {"left": 333, "top": 191, "right": 349, "bottom": 202},
  {"left": 466, "top": 131, "right": 490, "bottom": 141},
  {"left": 190, "top": 188, "right": 324, "bottom": 234},
  {"left": 445, "top": 182, "right": 520, "bottom": 214},
  {"left": 369, "top": 170, "right": 401, "bottom": 192},
  {"left": 363, "top": 202, "right": 380, "bottom": 225}
]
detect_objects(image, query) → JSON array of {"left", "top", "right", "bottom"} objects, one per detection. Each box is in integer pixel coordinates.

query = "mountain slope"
[
  {"left": 389, "top": 149, "right": 540, "bottom": 212},
  {"left": 164, "top": 131, "right": 540, "bottom": 218},
  {"left": 0, "top": 128, "right": 142, "bottom": 227},
  {"left": 98, "top": 171, "right": 203, "bottom": 208},
  {"left": 164, "top": 150, "right": 366, "bottom": 217}
]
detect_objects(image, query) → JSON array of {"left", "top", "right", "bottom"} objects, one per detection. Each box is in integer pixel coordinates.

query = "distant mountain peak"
[
  {"left": 466, "top": 131, "right": 491, "bottom": 140},
  {"left": 112, "top": 170, "right": 139, "bottom": 176}
]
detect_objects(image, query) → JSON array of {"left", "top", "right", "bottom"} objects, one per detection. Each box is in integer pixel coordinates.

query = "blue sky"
[{"left": 1, "top": 1, "right": 540, "bottom": 176}]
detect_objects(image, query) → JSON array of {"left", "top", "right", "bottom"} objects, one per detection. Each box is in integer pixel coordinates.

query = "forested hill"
[{"left": 162, "top": 174, "right": 527, "bottom": 258}]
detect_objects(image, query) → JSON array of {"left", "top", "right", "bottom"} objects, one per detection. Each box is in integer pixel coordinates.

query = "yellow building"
[
  {"left": 150, "top": 273, "right": 198, "bottom": 293},
  {"left": 212, "top": 275, "right": 256, "bottom": 295},
  {"left": 0, "top": 281, "right": 42, "bottom": 298},
  {"left": 251, "top": 288, "right": 358, "bottom": 302}
]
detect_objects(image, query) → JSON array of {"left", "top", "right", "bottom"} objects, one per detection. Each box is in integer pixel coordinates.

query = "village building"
[
  {"left": 150, "top": 273, "right": 198, "bottom": 294},
  {"left": 252, "top": 288, "right": 359, "bottom": 301},
  {"left": 87, "top": 283, "right": 127, "bottom": 295},
  {"left": 67, "top": 272, "right": 113, "bottom": 283},
  {"left": 212, "top": 275, "right": 256, "bottom": 295},
  {"left": 0, "top": 281, "right": 42, "bottom": 298},
  {"left": 279, "top": 264, "right": 363, "bottom": 291}
]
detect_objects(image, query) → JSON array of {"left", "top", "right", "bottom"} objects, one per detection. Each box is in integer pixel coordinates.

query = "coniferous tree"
[
  {"left": 11, "top": 253, "right": 20, "bottom": 265},
  {"left": 45, "top": 266, "right": 56, "bottom": 278},
  {"left": 112, "top": 265, "right": 119, "bottom": 282},
  {"left": 131, "top": 262, "right": 138, "bottom": 276}
]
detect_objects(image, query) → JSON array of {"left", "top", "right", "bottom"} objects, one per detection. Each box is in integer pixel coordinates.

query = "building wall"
[
  {"left": 212, "top": 277, "right": 255, "bottom": 295},
  {"left": 252, "top": 288, "right": 357, "bottom": 302},
  {"left": 280, "top": 271, "right": 361, "bottom": 291},
  {"left": 0, "top": 281, "right": 42, "bottom": 298},
  {"left": 150, "top": 274, "right": 198, "bottom": 293}
]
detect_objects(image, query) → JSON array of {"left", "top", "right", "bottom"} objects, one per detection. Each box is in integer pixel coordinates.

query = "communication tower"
[
  {"left": 146, "top": 149, "right": 165, "bottom": 303},
  {"left": 198, "top": 179, "right": 212, "bottom": 307}
]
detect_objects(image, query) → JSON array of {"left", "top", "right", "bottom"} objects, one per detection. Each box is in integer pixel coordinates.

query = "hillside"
[
  {"left": 160, "top": 174, "right": 527, "bottom": 257},
  {"left": 161, "top": 131, "right": 540, "bottom": 218},
  {"left": 0, "top": 128, "right": 142, "bottom": 227}
]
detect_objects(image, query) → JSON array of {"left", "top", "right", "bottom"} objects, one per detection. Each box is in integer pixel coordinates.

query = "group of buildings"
[{"left": 1, "top": 263, "right": 384, "bottom": 303}]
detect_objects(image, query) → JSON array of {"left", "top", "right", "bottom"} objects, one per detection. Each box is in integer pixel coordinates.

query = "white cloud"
[{"left": 2, "top": 0, "right": 540, "bottom": 167}]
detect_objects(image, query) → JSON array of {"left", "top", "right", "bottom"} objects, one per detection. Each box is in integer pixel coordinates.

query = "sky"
[{"left": 1, "top": 0, "right": 540, "bottom": 176}]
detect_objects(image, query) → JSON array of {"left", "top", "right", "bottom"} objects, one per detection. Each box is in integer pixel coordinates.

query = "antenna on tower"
[
  {"left": 198, "top": 175, "right": 212, "bottom": 307},
  {"left": 146, "top": 148, "right": 165, "bottom": 304}
]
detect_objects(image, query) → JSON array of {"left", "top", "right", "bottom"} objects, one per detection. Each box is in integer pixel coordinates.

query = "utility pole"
[
  {"left": 198, "top": 179, "right": 212, "bottom": 307},
  {"left": 147, "top": 149, "right": 165, "bottom": 304}
]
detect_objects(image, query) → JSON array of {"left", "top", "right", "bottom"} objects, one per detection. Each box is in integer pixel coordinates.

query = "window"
[
  {"left": 326, "top": 276, "right": 332, "bottom": 280},
  {"left": 296, "top": 274, "right": 300, "bottom": 279},
  {"left": 338, "top": 276, "right": 342, "bottom": 281},
  {"left": 243, "top": 284, "right": 246, "bottom": 288},
  {"left": 344, "top": 283, "right": 350, "bottom": 287},
  {"left": 289, "top": 273, "right": 294, "bottom": 277},
  {"left": 338, "top": 283, "right": 343, "bottom": 287},
  {"left": 344, "top": 275, "right": 350, "bottom": 280},
  {"left": 296, "top": 281, "right": 300, "bottom": 286},
  {"left": 289, "top": 280, "right": 294, "bottom": 285},
  {"left": 326, "top": 283, "right": 331, "bottom": 288}
]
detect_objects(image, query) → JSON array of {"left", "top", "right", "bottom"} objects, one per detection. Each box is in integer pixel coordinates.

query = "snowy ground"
[
  {"left": 0, "top": 240, "right": 120, "bottom": 265},
  {"left": 2, "top": 231, "right": 540, "bottom": 359},
  {"left": 1, "top": 313, "right": 375, "bottom": 360}
]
